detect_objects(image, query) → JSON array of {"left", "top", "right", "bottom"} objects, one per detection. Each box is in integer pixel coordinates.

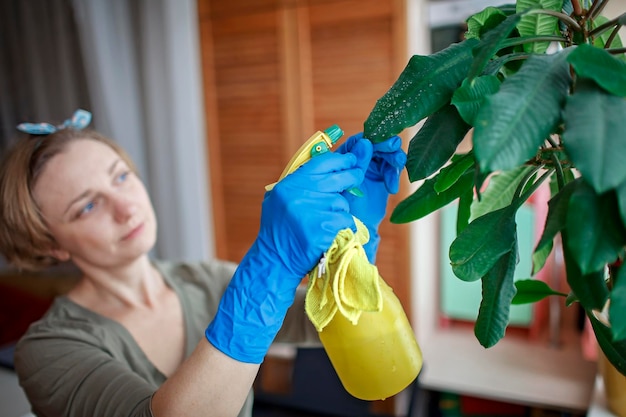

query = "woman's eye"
[
  {"left": 116, "top": 171, "right": 130, "bottom": 184},
  {"left": 78, "top": 201, "right": 96, "bottom": 217}
]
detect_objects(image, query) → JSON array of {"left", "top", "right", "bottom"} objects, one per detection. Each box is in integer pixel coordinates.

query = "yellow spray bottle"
[{"left": 267, "top": 125, "right": 423, "bottom": 401}]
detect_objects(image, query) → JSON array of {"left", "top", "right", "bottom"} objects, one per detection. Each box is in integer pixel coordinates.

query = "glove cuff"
[{"left": 206, "top": 241, "right": 301, "bottom": 363}]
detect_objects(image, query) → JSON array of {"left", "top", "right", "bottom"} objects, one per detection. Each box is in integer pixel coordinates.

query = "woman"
[{"left": 0, "top": 110, "right": 405, "bottom": 417}]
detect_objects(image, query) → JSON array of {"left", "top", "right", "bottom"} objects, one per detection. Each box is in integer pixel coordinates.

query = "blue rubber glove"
[
  {"left": 206, "top": 150, "right": 368, "bottom": 363},
  {"left": 336, "top": 132, "right": 406, "bottom": 263}
]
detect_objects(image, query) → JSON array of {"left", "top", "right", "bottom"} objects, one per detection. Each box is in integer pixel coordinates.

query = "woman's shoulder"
[
  {"left": 14, "top": 297, "right": 159, "bottom": 416},
  {"left": 153, "top": 258, "right": 237, "bottom": 290},
  {"left": 15, "top": 297, "right": 118, "bottom": 374},
  {"left": 20, "top": 296, "right": 107, "bottom": 338},
  {"left": 16, "top": 296, "right": 123, "bottom": 356}
]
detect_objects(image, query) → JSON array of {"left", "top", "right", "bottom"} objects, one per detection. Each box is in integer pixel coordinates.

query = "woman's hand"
[
  {"left": 206, "top": 150, "right": 368, "bottom": 363},
  {"left": 336, "top": 132, "right": 406, "bottom": 263}
]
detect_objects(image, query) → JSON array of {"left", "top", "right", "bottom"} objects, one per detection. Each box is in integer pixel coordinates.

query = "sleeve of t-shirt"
[{"left": 15, "top": 329, "right": 155, "bottom": 417}]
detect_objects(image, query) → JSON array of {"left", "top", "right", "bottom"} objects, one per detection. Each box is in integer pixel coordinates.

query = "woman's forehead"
[
  {"left": 32, "top": 140, "right": 122, "bottom": 213},
  {"left": 51, "top": 139, "right": 119, "bottom": 168}
]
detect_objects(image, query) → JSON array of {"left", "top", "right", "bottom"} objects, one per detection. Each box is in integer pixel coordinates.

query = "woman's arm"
[
  {"left": 151, "top": 341, "right": 258, "bottom": 416},
  {"left": 152, "top": 149, "right": 371, "bottom": 416}
]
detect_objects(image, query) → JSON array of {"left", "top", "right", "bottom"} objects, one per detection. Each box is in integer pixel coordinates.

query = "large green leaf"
[
  {"left": 568, "top": 44, "right": 626, "bottom": 97},
  {"left": 560, "top": 0, "right": 573, "bottom": 28},
  {"left": 450, "top": 205, "right": 518, "bottom": 281},
  {"left": 516, "top": 0, "right": 562, "bottom": 53},
  {"left": 451, "top": 75, "right": 501, "bottom": 125},
  {"left": 364, "top": 39, "right": 479, "bottom": 142},
  {"left": 435, "top": 152, "right": 475, "bottom": 193},
  {"left": 565, "top": 181, "right": 626, "bottom": 275},
  {"left": 563, "top": 81, "right": 626, "bottom": 194},
  {"left": 406, "top": 105, "right": 470, "bottom": 182},
  {"left": 563, "top": 243, "right": 609, "bottom": 311},
  {"left": 474, "top": 245, "right": 518, "bottom": 348},
  {"left": 473, "top": 51, "right": 572, "bottom": 173},
  {"left": 390, "top": 169, "right": 474, "bottom": 224},
  {"left": 470, "top": 165, "right": 535, "bottom": 221},
  {"left": 466, "top": 6, "right": 509, "bottom": 40},
  {"left": 533, "top": 172, "right": 575, "bottom": 275},
  {"left": 532, "top": 241, "right": 553, "bottom": 275},
  {"left": 589, "top": 311, "right": 626, "bottom": 375},
  {"left": 457, "top": 188, "right": 474, "bottom": 235},
  {"left": 468, "top": 12, "right": 526, "bottom": 81},
  {"left": 512, "top": 279, "right": 567, "bottom": 304},
  {"left": 533, "top": 178, "right": 579, "bottom": 260},
  {"left": 610, "top": 265, "right": 626, "bottom": 341}
]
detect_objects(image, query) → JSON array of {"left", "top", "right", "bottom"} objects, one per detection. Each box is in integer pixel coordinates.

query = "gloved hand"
[
  {"left": 206, "top": 150, "right": 368, "bottom": 363},
  {"left": 336, "top": 132, "right": 406, "bottom": 263}
]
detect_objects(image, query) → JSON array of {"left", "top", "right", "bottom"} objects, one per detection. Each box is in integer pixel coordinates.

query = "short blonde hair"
[{"left": 0, "top": 128, "right": 137, "bottom": 270}]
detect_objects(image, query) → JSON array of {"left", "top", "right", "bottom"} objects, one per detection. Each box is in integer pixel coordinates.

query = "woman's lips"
[{"left": 122, "top": 222, "right": 144, "bottom": 241}]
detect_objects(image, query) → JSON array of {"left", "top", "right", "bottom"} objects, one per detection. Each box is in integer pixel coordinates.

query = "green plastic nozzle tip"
[{"left": 324, "top": 124, "right": 344, "bottom": 144}]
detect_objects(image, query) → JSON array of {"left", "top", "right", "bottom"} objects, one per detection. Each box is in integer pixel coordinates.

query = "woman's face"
[{"left": 33, "top": 139, "right": 157, "bottom": 269}]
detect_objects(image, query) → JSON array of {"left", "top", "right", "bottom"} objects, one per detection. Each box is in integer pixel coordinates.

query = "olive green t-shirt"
[{"left": 14, "top": 259, "right": 318, "bottom": 417}]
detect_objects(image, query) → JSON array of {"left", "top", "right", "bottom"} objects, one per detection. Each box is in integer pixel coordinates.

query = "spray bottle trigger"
[{"left": 310, "top": 141, "right": 331, "bottom": 158}]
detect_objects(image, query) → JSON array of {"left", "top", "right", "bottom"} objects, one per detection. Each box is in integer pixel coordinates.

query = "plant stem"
[
  {"left": 572, "top": 0, "right": 583, "bottom": 16},
  {"left": 587, "top": 0, "right": 601, "bottom": 19},
  {"left": 589, "top": 0, "right": 610, "bottom": 20},
  {"left": 589, "top": 13, "right": 625, "bottom": 37},
  {"left": 528, "top": 9, "right": 583, "bottom": 31},
  {"left": 605, "top": 26, "right": 621, "bottom": 48},
  {"left": 500, "top": 35, "right": 568, "bottom": 50},
  {"left": 486, "top": 53, "right": 530, "bottom": 74},
  {"left": 551, "top": 153, "right": 565, "bottom": 190}
]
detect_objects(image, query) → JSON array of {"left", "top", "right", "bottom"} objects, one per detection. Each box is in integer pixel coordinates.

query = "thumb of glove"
[
  {"left": 372, "top": 135, "right": 402, "bottom": 153},
  {"left": 374, "top": 152, "right": 406, "bottom": 194},
  {"left": 349, "top": 137, "right": 374, "bottom": 174}
]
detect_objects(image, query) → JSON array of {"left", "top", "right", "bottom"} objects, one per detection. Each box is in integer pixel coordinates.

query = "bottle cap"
[{"left": 324, "top": 125, "right": 344, "bottom": 144}]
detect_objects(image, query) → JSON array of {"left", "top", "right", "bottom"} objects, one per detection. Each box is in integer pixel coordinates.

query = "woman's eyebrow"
[
  {"left": 63, "top": 190, "right": 91, "bottom": 215},
  {"left": 108, "top": 158, "right": 121, "bottom": 175},
  {"left": 63, "top": 158, "right": 122, "bottom": 215}
]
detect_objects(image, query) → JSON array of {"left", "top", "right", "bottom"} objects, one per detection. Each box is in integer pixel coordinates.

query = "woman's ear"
[{"left": 49, "top": 248, "right": 71, "bottom": 262}]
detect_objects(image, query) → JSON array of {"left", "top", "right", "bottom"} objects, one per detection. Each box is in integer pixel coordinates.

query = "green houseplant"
[{"left": 363, "top": 0, "right": 626, "bottom": 376}]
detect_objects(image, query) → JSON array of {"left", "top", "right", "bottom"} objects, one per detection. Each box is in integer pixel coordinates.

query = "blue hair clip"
[{"left": 16, "top": 109, "right": 92, "bottom": 135}]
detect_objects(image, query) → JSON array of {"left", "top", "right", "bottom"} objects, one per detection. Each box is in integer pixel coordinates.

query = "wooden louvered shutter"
[{"left": 198, "top": 2, "right": 410, "bottom": 412}]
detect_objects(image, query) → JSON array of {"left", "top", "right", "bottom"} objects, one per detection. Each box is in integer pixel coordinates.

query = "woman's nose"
[{"left": 113, "top": 194, "right": 137, "bottom": 222}]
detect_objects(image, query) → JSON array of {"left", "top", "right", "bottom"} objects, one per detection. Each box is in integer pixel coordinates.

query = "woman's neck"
[{"left": 68, "top": 256, "right": 166, "bottom": 311}]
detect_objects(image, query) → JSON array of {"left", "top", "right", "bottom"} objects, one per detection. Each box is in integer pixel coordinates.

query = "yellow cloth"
[{"left": 305, "top": 217, "right": 383, "bottom": 332}]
